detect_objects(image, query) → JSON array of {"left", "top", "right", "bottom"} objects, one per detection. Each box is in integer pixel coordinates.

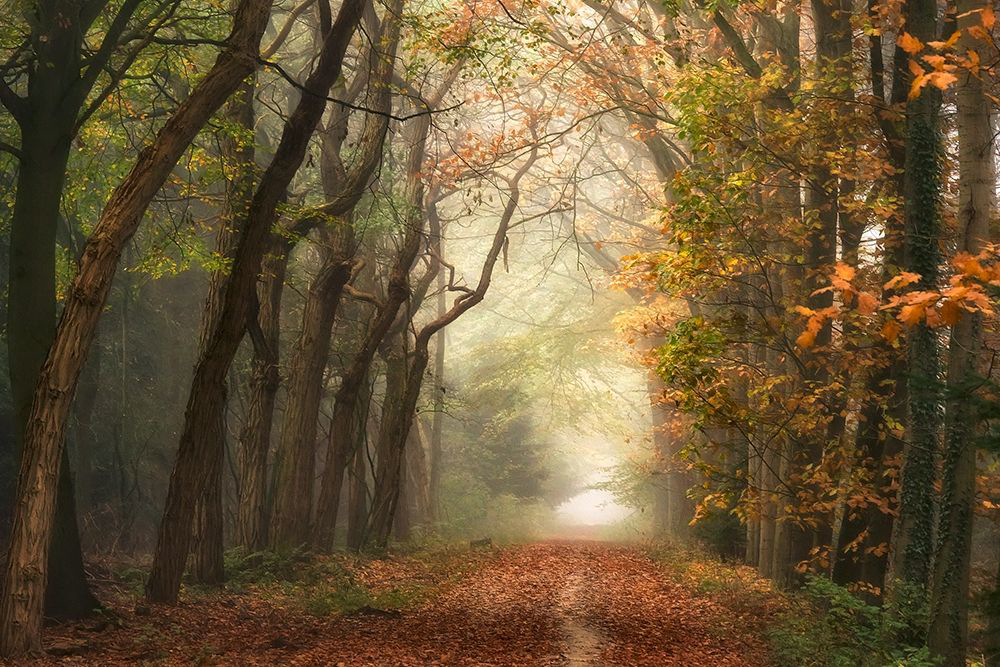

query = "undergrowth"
[
  {"left": 304, "top": 583, "right": 417, "bottom": 617},
  {"left": 215, "top": 542, "right": 494, "bottom": 618},
  {"left": 768, "top": 577, "right": 936, "bottom": 667},
  {"left": 647, "top": 541, "right": 939, "bottom": 667},
  {"left": 218, "top": 546, "right": 424, "bottom": 616}
]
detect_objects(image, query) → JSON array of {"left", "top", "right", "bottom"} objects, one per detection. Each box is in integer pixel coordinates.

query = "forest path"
[
  {"left": 287, "top": 541, "right": 773, "bottom": 666},
  {"left": 33, "top": 542, "right": 773, "bottom": 666}
]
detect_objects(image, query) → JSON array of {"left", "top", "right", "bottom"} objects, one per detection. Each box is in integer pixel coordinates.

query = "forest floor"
[{"left": 25, "top": 541, "right": 780, "bottom": 666}]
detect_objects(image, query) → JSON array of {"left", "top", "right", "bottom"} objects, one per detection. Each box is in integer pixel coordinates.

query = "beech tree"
[
  {"left": 0, "top": 0, "right": 274, "bottom": 654},
  {"left": 145, "top": 0, "right": 366, "bottom": 604},
  {"left": 0, "top": 0, "right": 191, "bottom": 622}
]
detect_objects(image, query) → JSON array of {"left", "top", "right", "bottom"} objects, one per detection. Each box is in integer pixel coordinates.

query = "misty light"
[{"left": 556, "top": 489, "right": 631, "bottom": 526}]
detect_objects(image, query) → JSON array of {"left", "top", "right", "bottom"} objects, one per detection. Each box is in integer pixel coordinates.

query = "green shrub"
[
  {"left": 691, "top": 506, "right": 744, "bottom": 559},
  {"left": 304, "top": 582, "right": 414, "bottom": 617},
  {"left": 223, "top": 547, "right": 357, "bottom": 588},
  {"left": 768, "top": 576, "right": 937, "bottom": 667},
  {"left": 115, "top": 564, "right": 149, "bottom": 593},
  {"left": 223, "top": 547, "right": 311, "bottom": 585}
]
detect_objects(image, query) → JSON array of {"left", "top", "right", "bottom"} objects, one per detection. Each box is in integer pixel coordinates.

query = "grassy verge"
[
  {"left": 90, "top": 539, "right": 497, "bottom": 622},
  {"left": 214, "top": 542, "right": 496, "bottom": 618}
]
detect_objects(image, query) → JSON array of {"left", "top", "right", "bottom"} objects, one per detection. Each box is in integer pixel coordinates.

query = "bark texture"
[
  {"left": 0, "top": 0, "right": 275, "bottom": 654},
  {"left": 928, "top": 2, "right": 994, "bottom": 659},
  {"left": 271, "top": 233, "right": 354, "bottom": 548},
  {"left": 146, "top": 0, "right": 365, "bottom": 604}
]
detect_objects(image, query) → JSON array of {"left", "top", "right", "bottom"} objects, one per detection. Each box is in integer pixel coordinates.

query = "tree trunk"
[
  {"left": 831, "top": 356, "right": 907, "bottom": 598},
  {"left": 145, "top": 0, "right": 364, "bottom": 604},
  {"left": 365, "top": 339, "right": 421, "bottom": 550},
  {"left": 271, "top": 231, "right": 354, "bottom": 549},
  {"left": 408, "top": 419, "right": 432, "bottom": 527},
  {"left": 360, "top": 147, "right": 534, "bottom": 551},
  {"left": 69, "top": 331, "right": 102, "bottom": 520},
  {"left": 7, "top": 118, "right": 100, "bottom": 626},
  {"left": 8, "top": 123, "right": 101, "bottom": 622},
  {"left": 894, "top": 0, "right": 942, "bottom": 607},
  {"left": 986, "top": 534, "right": 1000, "bottom": 667},
  {"left": 239, "top": 0, "right": 402, "bottom": 550},
  {"left": 777, "top": 0, "right": 854, "bottom": 583},
  {"left": 42, "top": 450, "right": 99, "bottom": 620},
  {"left": 191, "top": 442, "right": 225, "bottom": 585},
  {"left": 236, "top": 249, "right": 285, "bottom": 551},
  {"left": 830, "top": 13, "right": 909, "bottom": 599},
  {"left": 928, "top": 3, "right": 993, "bottom": 659},
  {"left": 0, "top": 0, "right": 159, "bottom": 633},
  {"left": 346, "top": 418, "right": 371, "bottom": 551},
  {"left": 744, "top": 340, "right": 764, "bottom": 567},
  {"left": 310, "top": 57, "right": 464, "bottom": 549},
  {"left": 7, "top": 125, "right": 67, "bottom": 487},
  {"left": 191, "top": 77, "right": 255, "bottom": 584},
  {"left": 428, "top": 264, "right": 446, "bottom": 522},
  {"left": 393, "top": 446, "right": 412, "bottom": 542},
  {"left": 648, "top": 374, "right": 672, "bottom": 538},
  {"left": 0, "top": 0, "right": 275, "bottom": 653},
  {"left": 312, "top": 114, "right": 435, "bottom": 550}
]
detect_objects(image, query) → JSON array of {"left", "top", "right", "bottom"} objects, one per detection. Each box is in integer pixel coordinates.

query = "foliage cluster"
[{"left": 769, "top": 577, "right": 937, "bottom": 667}]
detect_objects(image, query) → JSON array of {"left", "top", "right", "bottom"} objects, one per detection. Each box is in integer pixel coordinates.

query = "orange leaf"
[
  {"left": 953, "top": 252, "right": 989, "bottom": 280},
  {"left": 882, "top": 319, "right": 902, "bottom": 342},
  {"left": 965, "top": 49, "right": 981, "bottom": 70},
  {"left": 797, "top": 327, "right": 817, "bottom": 349},
  {"left": 884, "top": 271, "right": 922, "bottom": 290},
  {"left": 929, "top": 30, "right": 961, "bottom": 49},
  {"left": 909, "top": 72, "right": 928, "bottom": 100},
  {"left": 923, "top": 54, "right": 947, "bottom": 69},
  {"left": 833, "top": 261, "right": 856, "bottom": 282},
  {"left": 926, "top": 71, "right": 958, "bottom": 90},
  {"left": 983, "top": 5, "right": 996, "bottom": 30},
  {"left": 899, "top": 32, "right": 924, "bottom": 54},
  {"left": 968, "top": 25, "right": 991, "bottom": 41},
  {"left": 899, "top": 303, "right": 926, "bottom": 325},
  {"left": 939, "top": 300, "right": 963, "bottom": 325},
  {"left": 857, "top": 291, "right": 878, "bottom": 315}
]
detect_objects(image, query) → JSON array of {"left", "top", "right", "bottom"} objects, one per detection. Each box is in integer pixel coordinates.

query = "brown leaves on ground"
[{"left": 23, "top": 542, "right": 775, "bottom": 666}]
